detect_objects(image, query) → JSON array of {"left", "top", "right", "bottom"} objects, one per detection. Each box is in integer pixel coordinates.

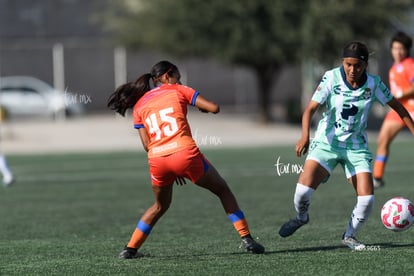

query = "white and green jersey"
[{"left": 312, "top": 66, "right": 393, "bottom": 149}]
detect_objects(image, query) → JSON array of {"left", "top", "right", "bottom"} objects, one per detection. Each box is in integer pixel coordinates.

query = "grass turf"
[{"left": 1, "top": 143, "right": 414, "bottom": 275}]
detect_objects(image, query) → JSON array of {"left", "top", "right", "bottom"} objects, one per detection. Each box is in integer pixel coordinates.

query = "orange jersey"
[
  {"left": 389, "top": 56, "right": 414, "bottom": 110},
  {"left": 133, "top": 84, "right": 199, "bottom": 158}
]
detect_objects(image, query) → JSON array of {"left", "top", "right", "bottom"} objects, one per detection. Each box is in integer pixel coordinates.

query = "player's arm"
[
  {"left": 296, "top": 100, "right": 320, "bottom": 157},
  {"left": 396, "top": 82, "right": 414, "bottom": 100},
  {"left": 387, "top": 97, "right": 414, "bottom": 136},
  {"left": 138, "top": 128, "right": 150, "bottom": 152},
  {"left": 194, "top": 94, "right": 220, "bottom": 114}
]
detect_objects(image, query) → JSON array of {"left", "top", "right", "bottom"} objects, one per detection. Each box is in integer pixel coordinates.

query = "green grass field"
[{"left": 1, "top": 142, "right": 414, "bottom": 275}]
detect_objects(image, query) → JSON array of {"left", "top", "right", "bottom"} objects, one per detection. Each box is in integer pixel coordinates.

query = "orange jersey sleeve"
[
  {"left": 389, "top": 57, "right": 414, "bottom": 109},
  {"left": 133, "top": 84, "right": 199, "bottom": 158}
]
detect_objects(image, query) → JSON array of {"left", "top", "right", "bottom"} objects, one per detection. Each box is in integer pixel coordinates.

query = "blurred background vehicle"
[{"left": 0, "top": 76, "right": 84, "bottom": 120}]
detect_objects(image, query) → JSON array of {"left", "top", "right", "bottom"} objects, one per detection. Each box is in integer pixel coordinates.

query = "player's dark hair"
[
  {"left": 343, "top": 41, "right": 369, "bottom": 63},
  {"left": 107, "top": 60, "right": 179, "bottom": 116},
  {"left": 390, "top": 31, "right": 412, "bottom": 55}
]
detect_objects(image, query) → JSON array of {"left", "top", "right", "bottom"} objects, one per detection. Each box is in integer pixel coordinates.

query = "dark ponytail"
[
  {"left": 107, "top": 73, "right": 152, "bottom": 116},
  {"left": 107, "top": 60, "right": 179, "bottom": 116}
]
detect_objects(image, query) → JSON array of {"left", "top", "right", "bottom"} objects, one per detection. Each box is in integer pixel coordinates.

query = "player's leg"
[
  {"left": 120, "top": 184, "right": 173, "bottom": 259},
  {"left": 195, "top": 163, "right": 264, "bottom": 254},
  {"left": 0, "top": 154, "right": 13, "bottom": 186},
  {"left": 373, "top": 117, "right": 404, "bottom": 188},
  {"left": 195, "top": 164, "right": 239, "bottom": 214},
  {"left": 342, "top": 172, "right": 374, "bottom": 250},
  {"left": 279, "top": 159, "right": 329, "bottom": 237},
  {"left": 120, "top": 155, "right": 175, "bottom": 259}
]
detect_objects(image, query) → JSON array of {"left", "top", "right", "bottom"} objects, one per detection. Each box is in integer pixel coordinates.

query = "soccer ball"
[{"left": 381, "top": 197, "right": 414, "bottom": 232}]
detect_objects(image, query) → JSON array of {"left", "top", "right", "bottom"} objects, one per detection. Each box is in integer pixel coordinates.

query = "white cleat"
[{"left": 342, "top": 235, "right": 366, "bottom": 251}]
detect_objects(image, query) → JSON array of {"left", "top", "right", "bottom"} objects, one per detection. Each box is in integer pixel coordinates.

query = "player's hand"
[
  {"left": 295, "top": 137, "right": 309, "bottom": 157},
  {"left": 175, "top": 177, "right": 187, "bottom": 186},
  {"left": 198, "top": 108, "right": 209, "bottom": 113}
]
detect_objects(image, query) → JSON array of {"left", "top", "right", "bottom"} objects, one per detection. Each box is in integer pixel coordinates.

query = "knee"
[
  {"left": 377, "top": 133, "right": 392, "bottom": 148},
  {"left": 152, "top": 201, "right": 171, "bottom": 215}
]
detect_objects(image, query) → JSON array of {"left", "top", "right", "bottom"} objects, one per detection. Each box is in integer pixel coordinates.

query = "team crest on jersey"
[{"left": 363, "top": 88, "right": 371, "bottom": 99}]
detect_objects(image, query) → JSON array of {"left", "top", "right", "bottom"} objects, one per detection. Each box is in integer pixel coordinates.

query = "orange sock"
[
  {"left": 228, "top": 210, "right": 250, "bottom": 237},
  {"left": 373, "top": 155, "right": 387, "bottom": 179},
  {"left": 126, "top": 220, "right": 152, "bottom": 249}
]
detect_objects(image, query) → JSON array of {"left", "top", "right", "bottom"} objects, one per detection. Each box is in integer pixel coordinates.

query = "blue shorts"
[{"left": 306, "top": 140, "right": 373, "bottom": 182}]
